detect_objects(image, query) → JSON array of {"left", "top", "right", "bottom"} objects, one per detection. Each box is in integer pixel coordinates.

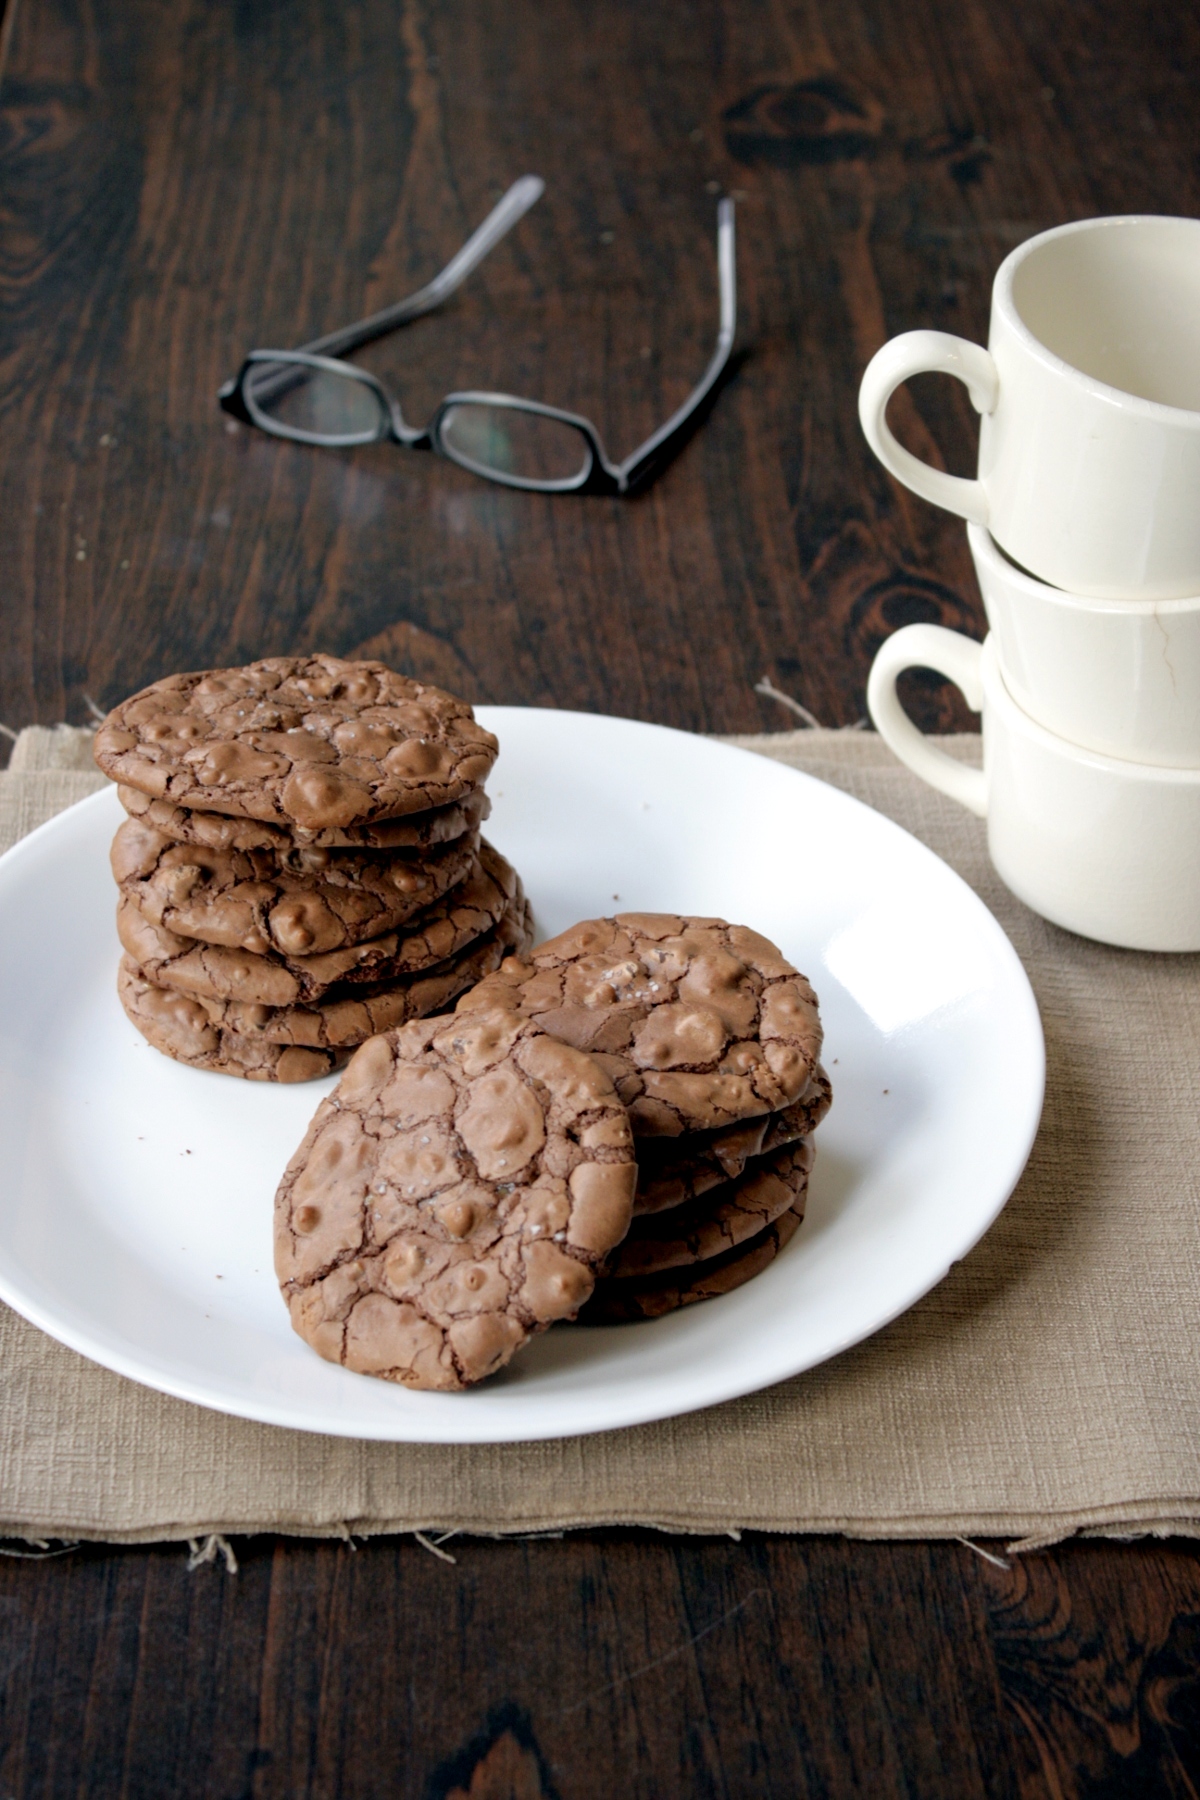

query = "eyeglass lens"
[
  {"left": 438, "top": 402, "right": 591, "bottom": 484},
  {"left": 247, "top": 363, "right": 387, "bottom": 441}
]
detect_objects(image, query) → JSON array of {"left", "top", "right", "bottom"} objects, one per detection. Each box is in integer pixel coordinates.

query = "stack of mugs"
[{"left": 859, "top": 215, "right": 1200, "bottom": 951}]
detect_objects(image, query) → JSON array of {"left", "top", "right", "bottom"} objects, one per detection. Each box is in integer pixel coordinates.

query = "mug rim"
[
  {"left": 968, "top": 523, "right": 1200, "bottom": 614},
  {"left": 984, "top": 634, "right": 1200, "bottom": 783},
  {"left": 992, "top": 214, "right": 1200, "bottom": 427}
]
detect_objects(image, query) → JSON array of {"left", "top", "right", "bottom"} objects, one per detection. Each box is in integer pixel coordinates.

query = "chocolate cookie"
[
  {"left": 607, "top": 1138, "right": 812, "bottom": 1279},
  {"left": 457, "top": 914, "right": 824, "bottom": 1138},
  {"left": 578, "top": 1197, "right": 807, "bottom": 1324},
  {"left": 634, "top": 1065, "right": 832, "bottom": 1216},
  {"left": 117, "top": 783, "right": 491, "bottom": 852},
  {"left": 147, "top": 890, "right": 533, "bottom": 1050},
  {"left": 118, "top": 958, "right": 346, "bottom": 1082},
  {"left": 113, "top": 816, "right": 477, "bottom": 956},
  {"left": 276, "top": 1009, "right": 638, "bottom": 1389},
  {"left": 95, "top": 656, "right": 498, "bottom": 828},
  {"left": 116, "top": 842, "right": 523, "bottom": 1006}
]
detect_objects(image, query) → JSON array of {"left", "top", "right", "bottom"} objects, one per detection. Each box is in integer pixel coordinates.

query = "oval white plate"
[{"left": 0, "top": 709, "right": 1042, "bottom": 1442}]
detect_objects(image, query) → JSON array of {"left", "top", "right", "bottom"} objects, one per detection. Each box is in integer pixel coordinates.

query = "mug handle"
[
  {"left": 858, "top": 330, "right": 999, "bottom": 524},
  {"left": 867, "top": 624, "right": 988, "bottom": 818}
]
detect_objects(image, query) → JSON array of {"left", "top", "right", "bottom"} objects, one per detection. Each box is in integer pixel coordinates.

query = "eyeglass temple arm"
[
  {"left": 612, "top": 199, "right": 736, "bottom": 492},
  {"left": 220, "top": 176, "right": 544, "bottom": 416},
  {"left": 294, "top": 176, "right": 546, "bottom": 363}
]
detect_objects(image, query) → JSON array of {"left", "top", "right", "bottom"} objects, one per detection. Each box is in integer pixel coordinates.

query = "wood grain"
[
  {"left": 2, "top": 0, "right": 1199, "bottom": 740},
  {"left": 1, "top": 1533, "right": 1199, "bottom": 1797}
]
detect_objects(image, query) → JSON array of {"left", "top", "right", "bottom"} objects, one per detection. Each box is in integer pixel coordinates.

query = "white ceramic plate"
[{"left": 0, "top": 709, "right": 1043, "bottom": 1442}]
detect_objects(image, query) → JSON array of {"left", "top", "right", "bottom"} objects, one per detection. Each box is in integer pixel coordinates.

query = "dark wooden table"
[{"left": 3, "top": 0, "right": 1200, "bottom": 1793}]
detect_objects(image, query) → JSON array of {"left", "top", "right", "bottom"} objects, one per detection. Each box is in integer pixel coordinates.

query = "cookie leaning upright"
[
  {"left": 456, "top": 914, "right": 824, "bottom": 1137},
  {"left": 275, "top": 1009, "right": 637, "bottom": 1389},
  {"left": 93, "top": 654, "right": 498, "bottom": 829}
]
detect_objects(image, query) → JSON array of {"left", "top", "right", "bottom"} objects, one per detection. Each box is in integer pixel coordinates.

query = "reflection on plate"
[{"left": 0, "top": 709, "right": 1043, "bottom": 1443}]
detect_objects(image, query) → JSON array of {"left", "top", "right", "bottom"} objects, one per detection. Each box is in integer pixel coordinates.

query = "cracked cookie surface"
[
  {"left": 634, "top": 1065, "right": 831, "bottom": 1216},
  {"left": 95, "top": 655, "right": 498, "bottom": 827},
  {"left": 113, "top": 815, "right": 477, "bottom": 956},
  {"left": 117, "top": 783, "right": 490, "bottom": 852},
  {"left": 608, "top": 1138, "right": 812, "bottom": 1279},
  {"left": 276, "top": 1009, "right": 638, "bottom": 1389},
  {"left": 579, "top": 1196, "right": 807, "bottom": 1324},
  {"left": 134, "top": 890, "right": 532, "bottom": 1049},
  {"left": 118, "top": 958, "right": 348, "bottom": 1082},
  {"left": 116, "top": 842, "right": 523, "bottom": 1006},
  {"left": 456, "top": 914, "right": 824, "bottom": 1138}
]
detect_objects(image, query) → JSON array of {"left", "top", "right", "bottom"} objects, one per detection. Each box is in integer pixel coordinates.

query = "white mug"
[
  {"left": 867, "top": 625, "right": 1200, "bottom": 951},
  {"left": 859, "top": 216, "right": 1200, "bottom": 600},
  {"left": 968, "top": 524, "right": 1200, "bottom": 769}
]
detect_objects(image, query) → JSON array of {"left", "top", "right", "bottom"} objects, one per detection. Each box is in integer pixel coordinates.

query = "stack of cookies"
[
  {"left": 585, "top": 1063, "right": 831, "bottom": 1321},
  {"left": 456, "top": 915, "right": 830, "bottom": 1325},
  {"left": 275, "top": 913, "right": 829, "bottom": 1389},
  {"left": 94, "top": 655, "right": 532, "bottom": 1082}
]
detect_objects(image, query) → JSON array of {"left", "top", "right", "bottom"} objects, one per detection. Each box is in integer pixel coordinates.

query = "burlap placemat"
[{"left": 2, "top": 724, "right": 1198, "bottom": 1551}]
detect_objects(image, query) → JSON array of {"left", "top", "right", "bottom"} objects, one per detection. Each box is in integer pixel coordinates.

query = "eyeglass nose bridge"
[{"left": 428, "top": 391, "right": 617, "bottom": 493}]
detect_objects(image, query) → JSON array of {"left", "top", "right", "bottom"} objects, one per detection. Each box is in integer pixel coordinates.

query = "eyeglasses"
[{"left": 218, "top": 178, "right": 736, "bottom": 495}]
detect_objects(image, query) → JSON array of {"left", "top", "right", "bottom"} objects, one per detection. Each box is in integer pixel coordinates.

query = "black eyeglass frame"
[{"left": 218, "top": 179, "right": 736, "bottom": 495}]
